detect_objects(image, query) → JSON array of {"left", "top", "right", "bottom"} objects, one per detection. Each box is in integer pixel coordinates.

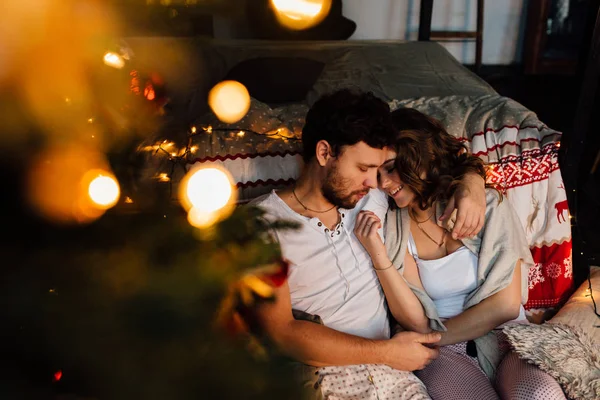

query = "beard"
[{"left": 321, "top": 162, "right": 369, "bottom": 209}]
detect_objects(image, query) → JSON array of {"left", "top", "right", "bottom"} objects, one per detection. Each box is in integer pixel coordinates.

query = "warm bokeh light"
[
  {"left": 187, "top": 207, "right": 222, "bottom": 229},
  {"left": 179, "top": 166, "right": 237, "bottom": 229},
  {"left": 186, "top": 168, "right": 233, "bottom": 212},
  {"left": 158, "top": 173, "right": 171, "bottom": 182},
  {"left": 1, "top": 0, "right": 120, "bottom": 149},
  {"left": 208, "top": 81, "right": 251, "bottom": 124},
  {"left": 26, "top": 145, "right": 116, "bottom": 224},
  {"left": 103, "top": 52, "right": 125, "bottom": 69},
  {"left": 271, "top": 0, "right": 332, "bottom": 30},
  {"left": 88, "top": 173, "right": 120, "bottom": 208}
]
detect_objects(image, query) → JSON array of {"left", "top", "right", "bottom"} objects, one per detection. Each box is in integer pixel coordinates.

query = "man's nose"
[{"left": 365, "top": 171, "right": 378, "bottom": 189}]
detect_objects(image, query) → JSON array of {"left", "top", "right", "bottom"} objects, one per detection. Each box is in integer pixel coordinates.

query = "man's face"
[{"left": 322, "top": 142, "right": 389, "bottom": 209}]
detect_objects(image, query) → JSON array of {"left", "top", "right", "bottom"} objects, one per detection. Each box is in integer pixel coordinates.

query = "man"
[{"left": 251, "top": 90, "right": 486, "bottom": 399}]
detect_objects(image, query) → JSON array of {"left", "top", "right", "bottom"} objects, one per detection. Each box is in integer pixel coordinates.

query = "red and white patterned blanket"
[{"left": 391, "top": 95, "right": 573, "bottom": 308}]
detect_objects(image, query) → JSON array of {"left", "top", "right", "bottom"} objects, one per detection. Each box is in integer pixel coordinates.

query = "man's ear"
[{"left": 315, "top": 140, "right": 333, "bottom": 167}]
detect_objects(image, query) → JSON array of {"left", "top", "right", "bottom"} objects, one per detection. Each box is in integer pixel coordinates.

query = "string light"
[
  {"left": 26, "top": 145, "right": 118, "bottom": 224},
  {"left": 143, "top": 125, "right": 301, "bottom": 200},
  {"left": 179, "top": 166, "right": 237, "bottom": 229},
  {"left": 187, "top": 206, "right": 222, "bottom": 229},
  {"left": 271, "top": 0, "right": 332, "bottom": 30},
  {"left": 103, "top": 52, "right": 125, "bottom": 69},
  {"left": 184, "top": 168, "right": 233, "bottom": 213},
  {"left": 208, "top": 81, "right": 251, "bottom": 124},
  {"left": 158, "top": 173, "right": 170, "bottom": 182},
  {"left": 87, "top": 172, "right": 120, "bottom": 209}
]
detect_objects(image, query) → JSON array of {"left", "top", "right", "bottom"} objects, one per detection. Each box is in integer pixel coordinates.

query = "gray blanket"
[{"left": 385, "top": 189, "right": 534, "bottom": 379}]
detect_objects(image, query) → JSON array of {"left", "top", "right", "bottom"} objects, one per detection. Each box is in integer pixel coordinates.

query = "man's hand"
[
  {"left": 439, "top": 174, "right": 486, "bottom": 239},
  {"left": 381, "top": 331, "right": 441, "bottom": 371}
]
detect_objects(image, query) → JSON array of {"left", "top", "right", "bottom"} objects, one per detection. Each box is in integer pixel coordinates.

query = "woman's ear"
[{"left": 315, "top": 140, "right": 332, "bottom": 167}]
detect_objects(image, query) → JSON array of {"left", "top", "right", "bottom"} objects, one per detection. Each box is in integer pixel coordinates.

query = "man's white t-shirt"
[{"left": 251, "top": 188, "right": 391, "bottom": 340}]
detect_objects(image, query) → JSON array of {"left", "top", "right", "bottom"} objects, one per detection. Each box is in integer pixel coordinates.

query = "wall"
[{"left": 342, "top": 0, "right": 528, "bottom": 65}]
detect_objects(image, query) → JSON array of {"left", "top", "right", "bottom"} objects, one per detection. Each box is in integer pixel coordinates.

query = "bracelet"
[{"left": 374, "top": 262, "right": 394, "bottom": 271}]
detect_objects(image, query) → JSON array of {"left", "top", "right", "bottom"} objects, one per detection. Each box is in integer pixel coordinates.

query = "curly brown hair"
[{"left": 390, "top": 108, "right": 490, "bottom": 210}]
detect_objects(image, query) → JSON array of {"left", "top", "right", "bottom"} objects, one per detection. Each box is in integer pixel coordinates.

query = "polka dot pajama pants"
[{"left": 317, "top": 364, "right": 431, "bottom": 400}]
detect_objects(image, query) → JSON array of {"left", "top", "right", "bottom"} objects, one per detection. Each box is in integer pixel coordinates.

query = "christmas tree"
[{"left": 0, "top": 1, "right": 302, "bottom": 398}]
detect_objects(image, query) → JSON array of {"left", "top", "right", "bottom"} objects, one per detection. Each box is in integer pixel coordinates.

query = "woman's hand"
[
  {"left": 439, "top": 174, "right": 486, "bottom": 239},
  {"left": 354, "top": 211, "right": 387, "bottom": 260}
]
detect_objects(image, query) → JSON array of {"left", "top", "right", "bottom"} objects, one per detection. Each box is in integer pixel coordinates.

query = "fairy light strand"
[{"left": 147, "top": 125, "right": 300, "bottom": 198}]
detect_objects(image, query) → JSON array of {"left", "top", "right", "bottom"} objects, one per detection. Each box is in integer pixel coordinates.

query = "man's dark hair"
[{"left": 301, "top": 89, "right": 393, "bottom": 163}]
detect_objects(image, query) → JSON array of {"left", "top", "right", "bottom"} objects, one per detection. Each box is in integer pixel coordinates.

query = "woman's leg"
[
  {"left": 495, "top": 351, "right": 566, "bottom": 400},
  {"left": 415, "top": 343, "right": 499, "bottom": 400}
]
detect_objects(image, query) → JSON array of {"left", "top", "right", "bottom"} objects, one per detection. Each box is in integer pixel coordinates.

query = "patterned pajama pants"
[
  {"left": 317, "top": 364, "right": 431, "bottom": 400},
  {"left": 415, "top": 341, "right": 566, "bottom": 400}
]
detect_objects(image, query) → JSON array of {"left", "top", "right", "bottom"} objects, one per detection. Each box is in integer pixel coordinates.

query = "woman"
[{"left": 354, "top": 108, "right": 565, "bottom": 400}]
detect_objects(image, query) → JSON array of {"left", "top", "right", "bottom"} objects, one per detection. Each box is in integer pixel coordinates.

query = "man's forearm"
[{"left": 271, "top": 319, "right": 388, "bottom": 367}]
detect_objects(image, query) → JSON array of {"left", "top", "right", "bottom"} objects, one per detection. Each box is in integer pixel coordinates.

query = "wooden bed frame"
[{"left": 418, "top": 0, "right": 484, "bottom": 70}]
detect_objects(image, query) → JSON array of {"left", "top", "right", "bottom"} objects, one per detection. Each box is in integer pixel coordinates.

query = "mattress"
[{"left": 124, "top": 38, "right": 497, "bottom": 107}]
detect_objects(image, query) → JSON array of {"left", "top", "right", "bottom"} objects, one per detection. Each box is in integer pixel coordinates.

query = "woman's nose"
[{"left": 379, "top": 174, "right": 389, "bottom": 188}]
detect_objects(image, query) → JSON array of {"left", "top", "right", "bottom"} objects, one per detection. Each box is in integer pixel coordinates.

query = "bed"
[{"left": 128, "top": 37, "right": 573, "bottom": 311}]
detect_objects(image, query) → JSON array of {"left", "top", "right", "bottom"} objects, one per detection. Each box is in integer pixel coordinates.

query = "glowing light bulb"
[
  {"left": 26, "top": 145, "right": 117, "bottom": 224},
  {"left": 88, "top": 174, "right": 120, "bottom": 208},
  {"left": 187, "top": 207, "right": 222, "bottom": 229},
  {"left": 158, "top": 173, "right": 170, "bottom": 182},
  {"left": 180, "top": 166, "right": 237, "bottom": 229},
  {"left": 103, "top": 52, "right": 125, "bottom": 69},
  {"left": 271, "top": 0, "right": 331, "bottom": 30},
  {"left": 208, "top": 81, "right": 251, "bottom": 124},
  {"left": 184, "top": 168, "right": 233, "bottom": 213}
]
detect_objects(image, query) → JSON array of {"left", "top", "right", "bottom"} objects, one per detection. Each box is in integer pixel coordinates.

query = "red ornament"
[{"left": 267, "top": 259, "right": 289, "bottom": 288}]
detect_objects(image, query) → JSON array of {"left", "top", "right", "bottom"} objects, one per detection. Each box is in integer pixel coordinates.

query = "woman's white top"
[{"left": 407, "top": 233, "right": 526, "bottom": 322}]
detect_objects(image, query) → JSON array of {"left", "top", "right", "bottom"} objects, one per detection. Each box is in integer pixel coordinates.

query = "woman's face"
[{"left": 378, "top": 149, "right": 417, "bottom": 208}]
